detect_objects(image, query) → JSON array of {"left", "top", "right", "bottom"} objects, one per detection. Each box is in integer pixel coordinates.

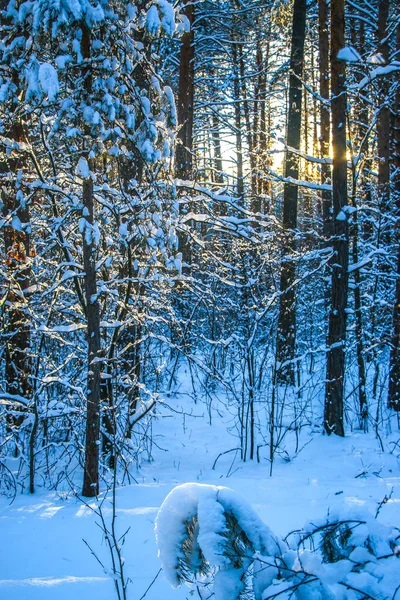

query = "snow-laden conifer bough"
[{"left": 155, "top": 483, "right": 400, "bottom": 600}]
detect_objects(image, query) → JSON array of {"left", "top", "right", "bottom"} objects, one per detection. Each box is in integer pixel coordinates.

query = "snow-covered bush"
[
  {"left": 155, "top": 483, "right": 284, "bottom": 600},
  {"left": 156, "top": 484, "right": 400, "bottom": 600},
  {"left": 281, "top": 510, "right": 400, "bottom": 600}
]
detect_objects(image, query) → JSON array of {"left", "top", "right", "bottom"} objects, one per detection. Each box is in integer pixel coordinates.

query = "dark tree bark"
[
  {"left": 237, "top": 41, "right": 257, "bottom": 200},
  {"left": 2, "top": 121, "right": 32, "bottom": 432},
  {"left": 254, "top": 37, "right": 270, "bottom": 208},
  {"left": 81, "top": 24, "right": 102, "bottom": 498},
  {"left": 275, "top": 0, "right": 307, "bottom": 385},
  {"left": 350, "top": 170, "right": 368, "bottom": 429},
  {"left": 348, "top": 2, "right": 368, "bottom": 429},
  {"left": 388, "top": 251, "right": 400, "bottom": 411},
  {"left": 387, "top": 21, "right": 400, "bottom": 411},
  {"left": 81, "top": 168, "right": 102, "bottom": 497},
  {"left": 175, "top": 1, "right": 195, "bottom": 179},
  {"left": 376, "top": 0, "right": 390, "bottom": 210},
  {"left": 231, "top": 41, "right": 244, "bottom": 199},
  {"left": 318, "top": 0, "right": 332, "bottom": 239},
  {"left": 324, "top": 0, "right": 349, "bottom": 437},
  {"left": 264, "top": 100, "right": 273, "bottom": 211},
  {"left": 0, "top": 3, "right": 31, "bottom": 431},
  {"left": 257, "top": 38, "right": 270, "bottom": 200},
  {"left": 175, "top": 0, "right": 195, "bottom": 271},
  {"left": 210, "top": 112, "right": 227, "bottom": 219},
  {"left": 211, "top": 112, "right": 224, "bottom": 185},
  {"left": 252, "top": 39, "right": 262, "bottom": 204}
]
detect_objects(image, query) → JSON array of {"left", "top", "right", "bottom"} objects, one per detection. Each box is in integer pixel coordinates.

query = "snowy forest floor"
[{"left": 1, "top": 375, "right": 400, "bottom": 600}]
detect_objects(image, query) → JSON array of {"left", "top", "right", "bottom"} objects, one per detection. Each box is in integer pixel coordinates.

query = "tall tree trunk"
[
  {"left": 310, "top": 39, "right": 319, "bottom": 183},
  {"left": 387, "top": 21, "right": 400, "bottom": 411},
  {"left": 388, "top": 252, "right": 400, "bottom": 411},
  {"left": 82, "top": 167, "right": 102, "bottom": 497},
  {"left": 264, "top": 100, "right": 273, "bottom": 210},
  {"left": 211, "top": 112, "right": 224, "bottom": 185},
  {"left": 237, "top": 41, "right": 257, "bottom": 200},
  {"left": 348, "top": 1, "right": 368, "bottom": 429},
  {"left": 275, "top": 0, "right": 307, "bottom": 385},
  {"left": 0, "top": 1, "right": 32, "bottom": 436},
  {"left": 252, "top": 39, "right": 262, "bottom": 208},
  {"left": 176, "top": 0, "right": 195, "bottom": 270},
  {"left": 376, "top": 0, "right": 390, "bottom": 211},
  {"left": 324, "top": 0, "right": 349, "bottom": 436},
  {"left": 81, "top": 24, "right": 102, "bottom": 498},
  {"left": 258, "top": 38, "right": 269, "bottom": 200},
  {"left": 254, "top": 36, "right": 270, "bottom": 208},
  {"left": 350, "top": 171, "right": 368, "bottom": 429},
  {"left": 232, "top": 38, "right": 244, "bottom": 199},
  {"left": 2, "top": 120, "right": 32, "bottom": 442},
  {"left": 176, "top": 1, "right": 195, "bottom": 179},
  {"left": 318, "top": 0, "right": 332, "bottom": 239}
]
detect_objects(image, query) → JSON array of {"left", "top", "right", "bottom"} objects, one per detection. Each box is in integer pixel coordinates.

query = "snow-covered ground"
[{"left": 1, "top": 388, "right": 399, "bottom": 600}]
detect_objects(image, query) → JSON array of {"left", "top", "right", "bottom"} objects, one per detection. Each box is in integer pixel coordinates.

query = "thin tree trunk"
[
  {"left": 388, "top": 250, "right": 400, "bottom": 411},
  {"left": 232, "top": 39, "right": 244, "bottom": 199},
  {"left": 81, "top": 24, "right": 102, "bottom": 497},
  {"left": 275, "top": 0, "right": 307, "bottom": 385},
  {"left": 377, "top": 0, "right": 390, "bottom": 211},
  {"left": 255, "top": 37, "right": 270, "bottom": 208},
  {"left": 318, "top": 0, "right": 332, "bottom": 239},
  {"left": 348, "top": 2, "right": 368, "bottom": 429},
  {"left": 324, "top": 0, "right": 349, "bottom": 437},
  {"left": 176, "top": 0, "right": 195, "bottom": 270},
  {"left": 237, "top": 42, "right": 257, "bottom": 200},
  {"left": 1, "top": 0, "right": 31, "bottom": 413},
  {"left": 82, "top": 168, "right": 102, "bottom": 497},
  {"left": 211, "top": 113, "right": 224, "bottom": 185},
  {"left": 264, "top": 100, "right": 273, "bottom": 210},
  {"left": 350, "top": 171, "right": 368, "bottom": 429},
  {"left": 252, "top": 40, "right": 262, "bottom": 208},
  {"left": 176, "top": 1, "right": 195, "bottom": 179},
  {"left": 2, "top": 125, "right": 32, "bottom": 440},
  {"left": 310, "top": 40, "right": 319, "bottom": 183},
  {"left": 258, "top": 39, "right": 269, "bottom": 199},
  {"left": 387, "top": 21, "right": 400, "bottom": 411}
]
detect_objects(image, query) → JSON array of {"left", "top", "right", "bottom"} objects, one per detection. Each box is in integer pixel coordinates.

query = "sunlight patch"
[
  {"left": 346, "top": 496, "right": 365, "bottom": 506},
  {"left": 117, "top": 506, "right": 159, "bottom": 515},
  {"left": 0, "top": 576, "right": 109, "bottom": 587},
  {"left": 39, "top": 506, "right": 65, "bottom": 519},
  {"left": 75, "top": 503, "right": 97, "bottom": 518},
  {"left": 16, "top": 503, "right": 49, "bottom": 514}
]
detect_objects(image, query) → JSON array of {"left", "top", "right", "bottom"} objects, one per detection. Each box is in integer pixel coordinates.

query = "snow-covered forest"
[{"left": 0, "top": 0, "right": 399, "bottom": 598}]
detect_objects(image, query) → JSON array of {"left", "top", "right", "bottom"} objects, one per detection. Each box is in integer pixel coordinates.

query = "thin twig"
[{"left": 138, "top": 568, "right": 162, "bottom": 600}]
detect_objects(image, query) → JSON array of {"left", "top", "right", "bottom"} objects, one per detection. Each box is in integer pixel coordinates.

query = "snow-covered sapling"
[{"left": 155, "top": 483, "right": 284, "bottom": 600}]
